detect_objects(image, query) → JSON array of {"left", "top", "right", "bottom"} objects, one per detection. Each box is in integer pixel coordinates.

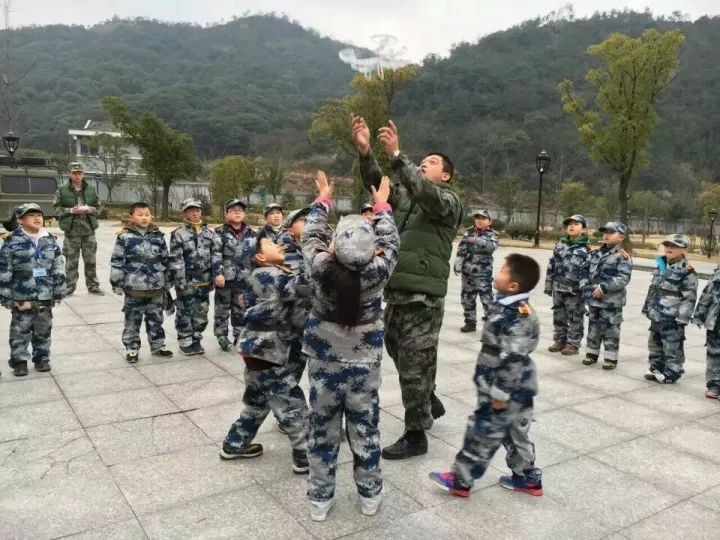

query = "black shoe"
[
  {"left": 180, "top": 343, "right": 202, "bottom": 356},
  {"left": 194, "top": 341, "right": 205, "bottom": 355},
  {"left": 219, "top": 441, "right": 263, "bottom": 460},
  {"left": 431, "top": 393, "right": 446, "bottom": 419},
  {"left": 126, "top": 351, "right": 139, "bottom": 363},
  {"left": 460, "top": 323, "right": 476, "bottom": 333},
  {"left": 292, "top": 449, "right": 309, "bottom": 474},
  {"left": 382, "top": 431, "right": 428, "bottom": 460},
  {"left": 13, "top": 362, "right": 28, "bottom": 377},
  {"left": 582, "top": 353, "right": 599, "bottom": 366},
  {"left": 35, "top": 360, "right": 51, "bottom": 372},
  {"left": 602, "top": 359, "right": 618, "bottom": 370},
  {"left": 88, "top": 287, "right": 105, "bottom": 296},
  {"left": 151, "top": 347, "right": 173, "bottom": 358}
]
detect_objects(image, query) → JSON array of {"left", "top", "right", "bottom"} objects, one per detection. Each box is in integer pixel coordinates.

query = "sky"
[{"left": 7, "top": 1, "right": 720, "bottom": 62}]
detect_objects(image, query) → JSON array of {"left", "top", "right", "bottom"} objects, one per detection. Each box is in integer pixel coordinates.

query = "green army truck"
[{"left": 0, "top": 156, "right": 61, "bottom": 231}]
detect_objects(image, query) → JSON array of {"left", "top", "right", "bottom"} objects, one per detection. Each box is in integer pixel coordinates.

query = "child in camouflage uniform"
[
  {"left": 169, "top": 198, "right": 222, "bottom": 355},
  {"left": 692, "top": 264, "right": 720, "bottom": 400},
  {"left": 259, "top": 202, "right": 285, "bottom": 243},
  {"left": 212, "top": 199, "right": 256, "bottom": 352},
  {"left": 454, "top": 209, "right": 499, "bottom": 332},
  {"left": 430, "top": 254, "right": 543, "bottom": 498},
  {"left": 643, "top": 234, "right": 698, "bottom": 384},
  {"left": 545, "top": 214, "right": 591, "bottom": 356},
  {"left": 302, "top": 172, "right": 399, "bottom": 522},
  {"left": 0, "top": 204, "right": 66, "bottom": 377},
  {"left": 582, "top": 222, "right": 633, "bottom": 370},
  {"left": 110, "top": 202, "right": 174, "bottom": 363}
]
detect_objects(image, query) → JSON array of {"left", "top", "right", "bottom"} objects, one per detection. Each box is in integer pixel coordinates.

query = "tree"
[
  {"left": 630, "top": 190, "right": 669, "bottom": 245},
  {"left": 88, "top": 133, "right": 131, "bottom": 202},
  {"left": 558, "top": 181, "right": 590, "bottom": 218},
  {"left": 698, "top": 183, "right": 720, "bottom": 220},
  {"left": 102, "top": 96, "right": 199, "bottom": 219},
  {"left": 559, "top": 29, "right": 684, "bottom": 223},
  {"left": 256, "top": 158, "right": 285, "bottom": 202},
  {"left": 209, "top": 156, "right": 257, "bottom": 212},
  {"left": 496, "top": 174, "right": 522, "bottom": 222}
]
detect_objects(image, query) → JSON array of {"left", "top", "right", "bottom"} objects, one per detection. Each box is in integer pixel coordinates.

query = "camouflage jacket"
[
  {"left": 274, "top": 233, "right": 314, "bottom": 330},
  {"left": 0, "top": 229, "right": 66, "bottom": 305},
  {"left": 212, "top": 224, "right": 256, "bottom": 286},
  {"left": 692, "top": 267, "right": 720, "bottom": 331},
  {"left": 544, "top": 236, "right": 591, "bottom": 295},
  {"left": 169, "top": 222, "right": 222, "bottom": 289},
  {"left": 258, "top": 224, "right": 285, "bottom": 244},
  {"left": 301, "top": 200, "right": 400, "bottom": 364},
  {"left": 454, "top": 227, "right": 499, "bottom": 276},
  {"left": 642, "top": 256, "right": 698, "bottom": 325},
  {"left": 238, "top": 265, "right": 305, "bottom": 365},
  {"left": 110, "top": 225, "right": 170, "bottom": 293},
  {"left": 475, "top": 293, "right": 539, "bottom": 403},
  {"left": 582, "top": 243, "right": 633, "bottom": 308},
  {"left": 278, "top": 231, "right": 304, "bottom": 272}
]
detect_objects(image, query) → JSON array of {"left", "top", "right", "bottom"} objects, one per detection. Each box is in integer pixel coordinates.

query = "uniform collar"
[{"left": 497, "top": 292, "right": 531, "bottom": 306}]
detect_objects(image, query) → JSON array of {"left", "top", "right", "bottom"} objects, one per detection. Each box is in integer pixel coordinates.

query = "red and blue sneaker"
[
  {"left": 428, "top": 471, "right": 470, "bottom": 497},
  {"left": 499, "top": 474, "right": 543, "bottom": 496}
]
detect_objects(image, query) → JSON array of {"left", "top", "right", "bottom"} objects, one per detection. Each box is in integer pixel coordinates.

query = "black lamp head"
[{"left": 535, "top": 150, "right": 550, "bottom": 174}]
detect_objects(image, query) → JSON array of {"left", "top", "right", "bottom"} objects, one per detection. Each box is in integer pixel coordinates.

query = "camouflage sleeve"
[
  {"left": 0, "top": 241, "right": 13, "bottom": 306},
  {"left": 692, "top": 278, "right": 715, "bottom": 326},
  {"left": 454, "top": 231, "right": 469, "bottom": 273},
  {"left": 476, "top": 231, "right": 499, "bottom": 255},
  {"left": 211, "top": 231, "right": 223, "bottom": 278},
  {"left": 601, "top": 257, "right": 633, "bottom": 294},
  {"left": 51, "top": 243, "right": 67, "bottom": 299},
  {"left": 492, "top": 316, "right": 536, "bottom": 400},
  {"left": 109, "top": 235, "right": 126, "bottom": 290},
  {"left": 359, "top": 152, "right": 401, "bottom": 207},
  {"left": 278, "top": 271, "right": 312, "bottom": 302},
  {"left": 159, "top": 235, "right": 172, "bottom": 290},
  {"left": 52, "top": 190, "right": 73, "bottom": 217},
  {"left": 390, "top": 153, "right": 463, "bottom": 228},
  {"left": 361, "top": 209, "right": 400, "bottom": 285},
  {"left": 544, "top": 250, "right": 555, "bottom": 294},
  {"left": 168, "top": 231, "right": 186, "bottom": 288},
  {"left": 301, "top": 201, "right": 332, "bottom": 265},
  {"left": 641, "top": 279, "right": 652, "bottom": 316},
  {"left": 677, "top": 271, "right": 699, "bottom": 325}
]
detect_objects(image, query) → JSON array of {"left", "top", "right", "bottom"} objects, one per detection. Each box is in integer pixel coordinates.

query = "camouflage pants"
[
  {"left": 453, "top": 396, "right": 540, "bottom": 489},
  {"left": 586, "top": 306, "right": 623, "bottom": 361},
  {"left": 461, "top": 273, "right": 493, "bottom": 325},
  {"left": 705, "top": 330, "right": 720, "bottom": 389},
  {"left": 307, "top": 359, "right": 382, "bottom": 501},
  {"left": 213, "top": 285, "right": 244, "bottom": 339},
  {"left": 175, "top": 286, "right": 210, "bottom": 347},
  {"left": 224, "top": 361, "right": 308, "bottom": 452},
  {"left": 62, "top": 234, "right": 99, "bottom": 291},
  {"left": 288, "top": 334, "right": 307, "bottom": 384},
  {"left": 551, "top": 291, "right": 585, "bottom": 347},
  {"left": 648, "top": 322, "right": 686, "bottom": 382},
  {"left": 8, "top": 305, "right": 53, "bottom": 367},
  {"left": 122, "top": 295, "right": 166, "bottom": 352},
  {"left": 385, "top": 301, "right": 444, "bottom": 431}
]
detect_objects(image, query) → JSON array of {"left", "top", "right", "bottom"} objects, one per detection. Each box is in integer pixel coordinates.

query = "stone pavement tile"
[
  {"left": 530, "top": 409, "right": 635, "bottom": 453},
  {"left": 66, "top": 298, "right": 122, "bottom": 313},
  {"left": 433, "top": 365, "right": 477, "bottom": 395},
  {"left": 622, "top": 501, "right": 720, "bottom": 540},
  {"left": 59, "top": 519, "right": 147, "bottom": 540},
  {"left": 69, "top": 387, "right": 180, "bottom": 427},
  {"left": 139, "top": 486, "right": 311, "bottom": 540},
  {"left": 433, "top": 483, "right": 612, "bottom": 540},
  {"left": 0, "top": 470, "right": 134, "bottom": 539},
  {"left": 0, "top": 399, "right": 81, "bottom": 442},
  {"left": 264, "top": 463, "right": 423, "bottom": 540},
  {"left": 664, "top": 374, "right": 713, "bottom": 400},
  {"left": 541, "top": 457, "right": 680, "bottom": 529},
  {"left": 570, "top": 396, "right": 684, "bottom": 435},
  {"left": 158, "top": 376, "right": 245, "bottom": 410},
  {"left": 436, "top": 342, "right": 478, "bottom": 366},
  {"left": 86, "top": 413, "right": 212, "bottom": 466},
  {"left": 185, "top": 400, "right": 248, "bottom": 442},
  {"left": 382, "top": 396, "right": 473, "bottom": 441},
  {"left": 533, "top": 353, "right": 586, "bottom": 376},
  {"left": 54, "top": 367, "right": 151, "bottom": 398},
  {"left": 556, "top": 368, "right": 652, "bottom": 395},
  {"left": 649, "top": 422, "right": 720, "bottom": 464},
  {"left": 697, "top": 411, "right": 720, "bottom": 431},
  {"left": 591, "top": 437, "right": 720, "bottom": 498},
  {"left": 0, "top": 376, "right": 62, "bottom": 409},
  {"left": 51, "top": 326, "right": 113, "bottom": 355},
  {"left": 0, "top": 429, "right": 106, "bottom": 489},
  {"left": 341, "top": 509, "right": 471, "bottom": 540},
  {"left": 110, "top": 444, "right": 255, "bottom": 514},
  {"left": 53, "top": 313, "right": 88, "bottom": 327},
  {"left": 379, "top": 378, "right": 404, "bottom": 409},
  {"left": 49, "top": 348, "right": 128, "bottom": 375},
  {"left": 80, "top": 310, "right": 126, "bottom": 324},
  {"left": 534, "top": 376, "right": 606, "bottom": 407},
  {"left": 691, "top": 484, "right": 720, "bottom": 514},
  {"left": 447, "top": 388, "right": 568, "bottom": 414},
  {"left": 137, "top": 357, "right": 225, "bottom": 385},
  {"left": 207, "top": 352, "right": 246, "bottom": 374},
  {"left": 622, "top": 386, "right": 720, "bottom": 418}
]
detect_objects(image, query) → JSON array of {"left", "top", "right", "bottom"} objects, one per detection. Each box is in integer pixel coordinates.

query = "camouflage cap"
[
  {"left": 68, "top": 162, "right": 84, "bottom": 172},
  {"left": 599, "top": 221, "right": 628, "bottom": 235},
  {"left": 283, "top": 207, "right": 310, "bottom": 229},
  {"left": 661, "top": 233, "right": 689, "bottom": 248},
  {"left": 14, "top": 203, "right": 44, "bottom": 219},
  {"left": 334, "top": 215, "right": 375, "bottom": 271},
  {"left": 180, "top": 198, "right": 203, "bottom": 211},
  {"left": 360, "top": 203, "right": 374, "bottom": 214},
  {"left": 264, "top": 202, "right": 283, "bottom": 216},
  {"left": 563, "top": 214, "right": 588, "bottom": 228},
  {"left": 223, "top": 198, "right": 246, "bottom": 212},
  {"left": 473, "top": 209, "right": 491, "bottom": 219}
]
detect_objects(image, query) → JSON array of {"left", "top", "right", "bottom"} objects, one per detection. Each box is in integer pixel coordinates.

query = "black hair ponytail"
[{"left": 319, "top": 258, "right": 362, "bottom": 326}]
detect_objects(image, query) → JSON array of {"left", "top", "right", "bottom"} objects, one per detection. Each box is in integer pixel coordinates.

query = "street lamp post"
[
  {"left": 534, "top": 151, "right": 550, "bottom": 247},
  {"left": 708, "top": 208, "right": 717, "bottom": 259},
  {"left": 2, "top": 131, "right": 20, "bottom": 157}
]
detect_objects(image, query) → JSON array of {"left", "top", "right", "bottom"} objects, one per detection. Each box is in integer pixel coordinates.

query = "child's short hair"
[
  {"left": 505, "top": 254, "right": 540, "bottom": 293},
  {"left": 129, "top": 202, "right": 150, "bottom": 214},
  {"left": 425, "top": 151, "right": 454, "bottom": 179}
]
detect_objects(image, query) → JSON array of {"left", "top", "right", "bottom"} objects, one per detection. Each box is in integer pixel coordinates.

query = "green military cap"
[
  {"left": 180, "top": 198, "right": 203, "bottom": 211},
  {"left": 661, "top": 234, "right": 689, "bottom": 248},
  {"left": 69, "top": 162, "right": 84, "bottom": 172}
]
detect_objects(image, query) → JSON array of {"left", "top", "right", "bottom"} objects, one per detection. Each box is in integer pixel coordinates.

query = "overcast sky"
[{"left": 8, "top": 1, "right": 720, "bottom": 61}]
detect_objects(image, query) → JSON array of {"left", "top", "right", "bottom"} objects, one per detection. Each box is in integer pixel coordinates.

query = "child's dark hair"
[
  {"left": 129, "top": 202, "right": 150, "bottom": 214},
  {"left": 425, "top": 151, "right": 454, "bottom": 179},
  {"left": 505, "top": 254, "right": 540, "bottom": 293},
  {"left": 318, "top": 258, "right": 361, "bottom": 326}
]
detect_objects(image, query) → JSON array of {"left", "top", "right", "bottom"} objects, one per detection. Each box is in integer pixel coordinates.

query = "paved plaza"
[{"left": 1, "top": 223, "right": 720, "bottom": 539}]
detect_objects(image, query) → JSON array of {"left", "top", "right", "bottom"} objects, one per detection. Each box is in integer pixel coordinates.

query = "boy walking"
[
  {"left": 545, "top": 214, "right": 591, "bottom": 356},
  {"left": 643, "top": 234, "right": 698, "bottom": 384},
  {"left": 0, "top": 204, "right": 66, "bottom": 376},
  {"left": 692, "top": 265, "right": 720, "bottom": 400}
]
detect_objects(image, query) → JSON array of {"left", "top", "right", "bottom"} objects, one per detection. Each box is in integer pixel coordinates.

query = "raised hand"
[
  {"left": 371, "top": 175, "right": 391, "bottom": 205},
  {"left": 350, "top": 113, "right": 371, "bottom": 156},
  {"left": 315, "top": 170, "right": 334, "bottom": 199},
  {"left": 377, "top": 120, "right": 400, "bottom": 157}
]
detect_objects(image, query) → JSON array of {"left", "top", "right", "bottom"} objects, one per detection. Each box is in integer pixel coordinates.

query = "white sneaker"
[
  {"left": 310, "top": 499, "right": 334, "bottom": 522},
  {"left": 359, "top": 492, "right": 382, "bottom": 516}
]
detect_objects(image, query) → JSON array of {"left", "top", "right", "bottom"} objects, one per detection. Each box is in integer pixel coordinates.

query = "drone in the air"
[{"left": 339, "top": 34, "right": 412, "bottom": 79}]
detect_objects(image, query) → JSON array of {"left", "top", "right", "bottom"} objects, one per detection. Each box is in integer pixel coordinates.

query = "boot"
[
  {"left": 561, "top": 345, "right": 579, "bottom": 356},
  {"left": 460, "top": 322, "right": 476, "bottom": 333},
  {"left": 548, "top": 341, "right": 565, "bottom": 353},
  {"left": 381, "top": 430, "right": 428, "bottom": 460},
  {"left": 430, "top": 393, "right": 446, "bottom": 419},
  {"left": 582, "top": 353, "right": 598, "bottom": 366}
]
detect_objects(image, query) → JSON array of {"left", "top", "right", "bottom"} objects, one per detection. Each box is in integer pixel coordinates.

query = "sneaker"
[
  {"left": 180, "top": 343, "right": 202, "bottom": 356},
  {"left": 359, "top": 492, "right": 383, "bottom": 516},
  {"left": 125, "top": 350, "right": 139, "bottom": 364},
  {"left": 561, "top": 345, "right": 579, "bottom": 356},
  {"left": 582, "top": 354, "right": 598, "bottom": 366},
  {"left": 602, "top": 359, "right": 617, "bottom": 370},
  {"left": 382, "top": 431, "right": 428, "bottom": 460},
  {"left": 644, "top": 370, "right": 659, "bottom": 381},
  {"left": 35, "top": 360, "right": 51, "bottom": 372},
  {"left": 548, "top": 341, "right": 565, "bottom": 353},
  {"left": 431, "top": 393, "right": 446, "bottom": 419},
  {"left": 88, "top": 287, "right": 105, "bottom": 296},
  {"left": 12, "top": 362, "right": 28, "bottom": 377},
  {"left": 277, "top": 421, "right": 287, "bottom": 435},
  {"left": 194, "top": 341, "right": 205, "bottom": 355},
  {"left": 217, "top": 335, "right": 231, "bottom": 352},
  {"left": 704, "top": 386, "right": 720, "bottom": 399},
  {"left": 292, "top": 449, "right": 309, "bottom": 474},
  {"left": 218, "top": 441, "right": 263, "bottom": 460},
  {"left": 151, "top": 347, "right": 173, "bottom": 358},
  {"left": 656, "top": 371, "right": 679, "bottom": 384},
  {"left": 428, "top": 471, "right": 470, "bottom": 497},
  {"left": 310, "top": 499, "right": 334, "bottom": 522},
  {"left": 460, "top": 323, "right": 476, "bottom": 333},
  {"left": 499, "top": 474, "right": 544, "bottom": 496}
]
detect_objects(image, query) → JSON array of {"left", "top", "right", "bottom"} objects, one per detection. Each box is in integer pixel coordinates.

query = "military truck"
[{"left": 0, "top": 155, "right": 61, "bottom": 231}]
